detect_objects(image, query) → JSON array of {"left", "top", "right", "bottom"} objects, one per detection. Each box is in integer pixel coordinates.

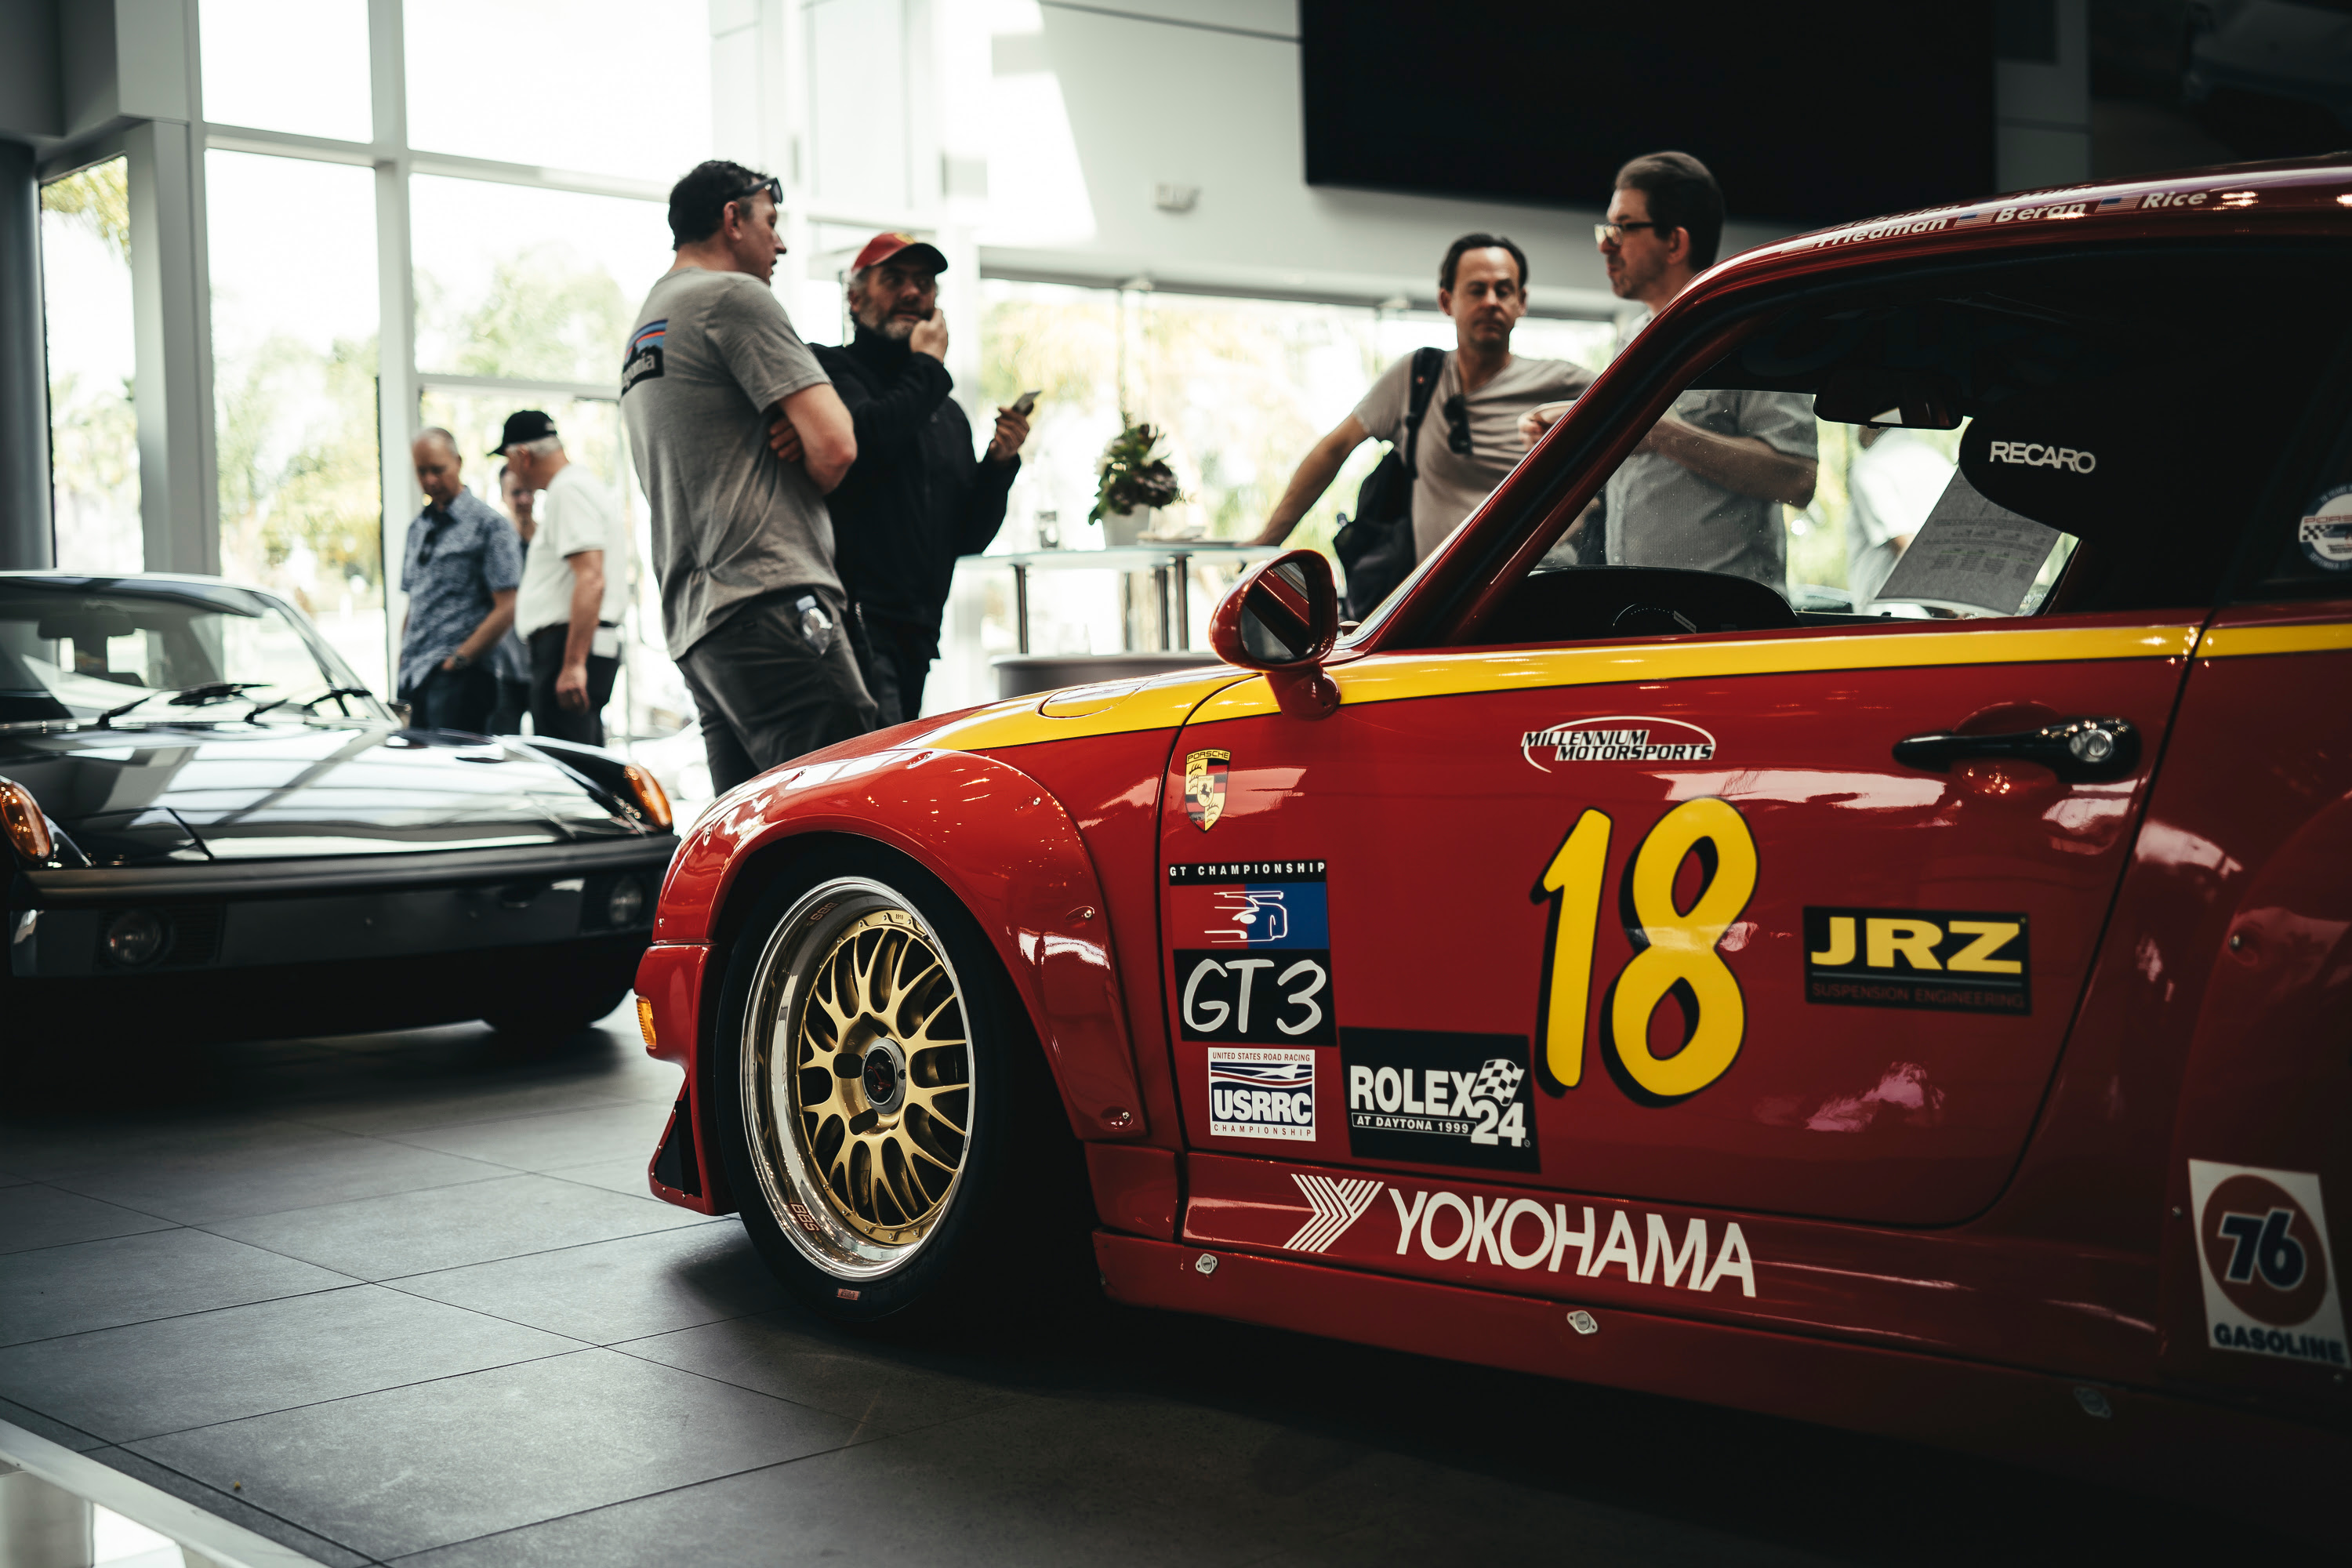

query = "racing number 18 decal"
[{"left": 1533, "top": 797, "right": 1758, "bottom": 1103}]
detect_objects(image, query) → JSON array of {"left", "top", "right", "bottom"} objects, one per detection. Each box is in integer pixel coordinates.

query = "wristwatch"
[{"left": 448, "top": 651, "right": 474, "bottom": 670}]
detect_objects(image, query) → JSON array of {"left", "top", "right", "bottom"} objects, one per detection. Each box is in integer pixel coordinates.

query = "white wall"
[{"left": 973, "top": 1, "right": 1788, "bottom": 317}]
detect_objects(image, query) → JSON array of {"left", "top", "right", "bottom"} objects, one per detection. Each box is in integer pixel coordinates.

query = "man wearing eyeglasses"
[
  {"left": 1250, "top": 234, "right": 1591, "bottom": 563},
  {"left": 1524, "top": 152, "right": 1817, "bottom": 586},
  {"left": 624, "top": 160, "right": 875, "bottom": 793}
]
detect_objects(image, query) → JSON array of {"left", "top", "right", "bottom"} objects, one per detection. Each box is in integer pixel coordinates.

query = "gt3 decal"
[
  {"left": 1341, "top": 1029, "right": 1537, "bottom": 1172},
  {"left": 1183, "top": 749, "right": 1230, "bottom": 830},
  {"left": 1207, "top": 1047, "right": 1316, "bottom": 1142},
  {"left": 1532, "top": 798, "right": 1759, "bottom": 1103},
  {"left": 2188, "top": 1160, "right": 2347, "bottom": 1368},
  {"left": 1173, "top": 860, "right": 1336, "bottom": 1044},
  {"left": 1802, "top": 907, "right": 2029, "bottom": 1014},
  {"left": 1521, "top": 715, "right": 1717, "bottom": 771}
]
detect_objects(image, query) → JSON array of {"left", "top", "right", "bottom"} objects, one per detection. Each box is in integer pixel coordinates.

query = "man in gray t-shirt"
[
  {"left": 1254, "top": 233, "right": 1590, "bottom": 564},
  {"left": 1354, "top": 348, "right": 1591, "bottom": 561},
  {"left": 624, "top": 160, "right": 872, "bottom": 793}
]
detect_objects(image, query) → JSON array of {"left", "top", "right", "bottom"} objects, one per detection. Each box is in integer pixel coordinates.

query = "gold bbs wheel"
[{"left": 740, "top": 878, "right": 975, "bottom": 1277}]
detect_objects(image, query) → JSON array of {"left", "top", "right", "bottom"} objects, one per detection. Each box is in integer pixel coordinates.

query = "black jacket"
[{"left": 815, "top": 325, "right": 1018, "bottom": 648}]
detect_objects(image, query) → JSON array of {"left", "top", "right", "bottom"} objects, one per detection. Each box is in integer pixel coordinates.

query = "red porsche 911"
[{"left": 634, "top": 156, "right": 2350, "bottom": 1526}]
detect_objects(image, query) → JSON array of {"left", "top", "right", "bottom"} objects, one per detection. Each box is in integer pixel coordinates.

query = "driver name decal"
[
  {"left": 1171, "top": 860, "right": 1335, "bottom": 1045},
  {"left": 1802, "top": 906, "right": 2030, "bottom": 1014},
  {"left": 1521, "top": 715, "right": 1718, "bottom": 772},
  {"left": 2188, "top": 1160, "right": 2347, "bottom": 1368}
]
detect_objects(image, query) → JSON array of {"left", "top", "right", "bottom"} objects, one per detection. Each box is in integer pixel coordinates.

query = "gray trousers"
[{"left": 678, "top": 587, "right": 879, "bottom": 794}]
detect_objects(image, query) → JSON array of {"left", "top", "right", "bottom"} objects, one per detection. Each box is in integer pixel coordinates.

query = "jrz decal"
[
  {"left": 1341, "top": 1029, "right": 1537, "bottom": 1173},
  {"left": 2189, "top": 1160, "right": 2347, "bottom": 1368},
  {"left": 1802, "top": 906, "right": 2029, "bottom": 1014},
  {"left": 1531, "top": 798, "right": 1759, "bottom": 1103}
]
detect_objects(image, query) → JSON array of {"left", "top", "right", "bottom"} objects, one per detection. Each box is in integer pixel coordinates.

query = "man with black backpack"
[{"left": 1250, "top": 234, "right": 1591, "bottom": 615}]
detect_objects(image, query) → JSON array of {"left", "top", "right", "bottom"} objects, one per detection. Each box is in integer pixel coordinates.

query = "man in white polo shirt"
[{"left": 497, "top": 410, "right": 628, "bottom": 746}]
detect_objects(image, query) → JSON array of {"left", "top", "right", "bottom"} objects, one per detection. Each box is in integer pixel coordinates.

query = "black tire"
[
  {"left": 480, "top": 980, "right": 632, "bottom": 1042},
  {"left": 712, "top": 840, "right": 1077, "bottom": 1324}
]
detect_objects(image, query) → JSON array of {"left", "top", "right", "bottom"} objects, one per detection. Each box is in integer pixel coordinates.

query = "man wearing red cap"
[{"left": 772, "top": 232, "right": 1029, "bottom": 724}]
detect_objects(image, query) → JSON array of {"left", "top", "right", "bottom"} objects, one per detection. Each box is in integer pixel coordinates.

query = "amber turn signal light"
[
  {"left": 622, "top": 764, "right": 673, "bottom": 829},
  {"left": 0, "top": 779, "right": 53, "bottom": 862},
  {"left": 636, "top": 996, "right": 659, "bottom": 1052}
]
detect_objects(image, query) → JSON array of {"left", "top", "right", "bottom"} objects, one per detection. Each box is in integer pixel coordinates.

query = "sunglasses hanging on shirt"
[{"left": 1442, "top": 394, "right": 1472, "bottom": 456}]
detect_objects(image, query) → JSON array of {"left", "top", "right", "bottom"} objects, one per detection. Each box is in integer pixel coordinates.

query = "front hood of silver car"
[{"left": 0, "top": 723, "right": 638, "bottom": 865}]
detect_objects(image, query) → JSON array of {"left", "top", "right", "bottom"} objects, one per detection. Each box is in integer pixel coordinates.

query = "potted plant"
[{"left": 1089, "top": 416, "right": 1183, "bottom": 546}]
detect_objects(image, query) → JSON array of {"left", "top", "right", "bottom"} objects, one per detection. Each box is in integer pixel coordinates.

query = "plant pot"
[{"left": 1103, "top": 507, "right": 1154, "bottom": 547}]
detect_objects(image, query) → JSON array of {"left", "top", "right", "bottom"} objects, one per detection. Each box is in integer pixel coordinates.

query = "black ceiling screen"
[{"left": 1299, "top": 2, "right": 1997, "bottom": 230}]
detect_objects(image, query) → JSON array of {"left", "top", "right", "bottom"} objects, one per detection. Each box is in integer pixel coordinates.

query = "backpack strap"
[{"left": 1399, "top": 346, "right": 1446, "bottom": 481}]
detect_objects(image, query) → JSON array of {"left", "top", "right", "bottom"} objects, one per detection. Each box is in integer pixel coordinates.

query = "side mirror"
[{"left": 1209, "top": 549, "right": 1341, "bottom": 719}]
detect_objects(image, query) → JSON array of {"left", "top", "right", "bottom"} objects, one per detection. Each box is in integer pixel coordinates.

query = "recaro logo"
[{"left": 1987, "top": 441, "right": 2096, "bottom": 474}]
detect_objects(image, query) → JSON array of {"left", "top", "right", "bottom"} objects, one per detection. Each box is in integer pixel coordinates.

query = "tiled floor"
[{"left": 0, "top": 1007, "right": 2279, "bottom": 1566}]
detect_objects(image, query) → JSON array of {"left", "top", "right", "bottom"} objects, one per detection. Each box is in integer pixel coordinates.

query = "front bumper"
[{"left": 9, "top": 835, "right": 676, "bottom": 978}]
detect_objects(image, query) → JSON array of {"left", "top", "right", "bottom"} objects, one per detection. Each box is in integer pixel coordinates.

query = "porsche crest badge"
[{"left": 1184, "top": 750, "right": 1231, "bottom": 832}]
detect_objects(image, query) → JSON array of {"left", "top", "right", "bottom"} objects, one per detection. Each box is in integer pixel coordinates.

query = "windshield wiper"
[
  {"left": 297, "top": 685, "right": 376, "bottom": 715},
  {"left": 96, "top": 681, "right": 270, "bottom": 729},
  {"left": 243, "top": 685, "right": 374, "bottom": 723}
]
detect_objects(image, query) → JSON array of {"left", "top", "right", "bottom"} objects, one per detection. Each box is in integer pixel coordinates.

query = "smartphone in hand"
[{"left": 1010, "top": 390, "right": 1040, "bottom": 416}]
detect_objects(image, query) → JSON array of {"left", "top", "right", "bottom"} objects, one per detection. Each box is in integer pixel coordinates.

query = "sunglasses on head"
[{"left": 733, "top": 176, "right": 783, "bottom": 212}]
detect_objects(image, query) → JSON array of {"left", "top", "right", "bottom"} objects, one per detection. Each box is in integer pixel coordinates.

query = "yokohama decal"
[
  {"left": 1273, "top": 1174, "right": 1760, "bottom": 1298},
  {"left": 1283, "top": 1174, "right": 1383, "bottom": 1252}
]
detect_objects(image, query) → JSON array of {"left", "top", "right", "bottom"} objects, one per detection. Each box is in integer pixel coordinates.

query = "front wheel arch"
[{"left": 710, "top": 837, "right": 1083, "bottom": 1319}]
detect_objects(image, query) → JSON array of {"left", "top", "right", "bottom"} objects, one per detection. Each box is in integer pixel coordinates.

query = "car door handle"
[{"left": 1893, "top": 716, "right": 2140, "bottom": 782}]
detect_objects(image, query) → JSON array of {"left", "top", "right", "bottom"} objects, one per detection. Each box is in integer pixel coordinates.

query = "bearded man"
[{"left": 777, "top": 232, "right": 1029, "bottom": 724}]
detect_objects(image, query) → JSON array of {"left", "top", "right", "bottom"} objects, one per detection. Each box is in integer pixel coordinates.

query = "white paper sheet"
[{"left": 1870, "top": 470, "right": 2064, "bottom": 616}]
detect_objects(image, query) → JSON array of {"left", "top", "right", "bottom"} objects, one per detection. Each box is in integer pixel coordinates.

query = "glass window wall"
[
  {"left": 207, "top": 150, "right": 385, "bottom": 691},
  {"left": 410, "top": 178, "right": 673, "bottom": 383},
  {"left": 402, "top": 0, "right": 712, "bottom": 180},
  {"left": 198, "top": 0, "right": 373, "bottom": 141},
  {"left": 40, "top": 158, "right": 141, "bottom": 576}
]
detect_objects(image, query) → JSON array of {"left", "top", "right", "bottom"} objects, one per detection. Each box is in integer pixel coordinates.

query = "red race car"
[{"left": 636, "top": 157, "right": 2350, "bottom": 1525}]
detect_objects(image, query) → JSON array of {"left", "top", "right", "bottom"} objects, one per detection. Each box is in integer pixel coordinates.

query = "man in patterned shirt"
[{"left": 396, "top": 428, "right": 521, "bottom": 733}]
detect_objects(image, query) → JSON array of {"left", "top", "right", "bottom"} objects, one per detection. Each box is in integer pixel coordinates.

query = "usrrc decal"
[
  {"left": 1276, "top": 1173, "right": 1757, "bottom": 1297},
  {"left": 1522, "top": 716, "right": 1716, "bottom": 771},
  {"left": 1207, "top": 1047, "right": 1316, "bottom": 1142},
  {"left": 1341, "top": 1029, "right": 1537, "bottom": 1173},
  {"left": 1171, "top": 860, "right": 1334, "bottom": 1044},
  {"left": 2296, "top": 484, "right": 2352, "bottom": 573},
  {"left": 1802, "top": 906, "right": 2028, "bottom": 1014},
  {"left": 2188, "top": 1160, "right": 2346, "bottom": 1368}
]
